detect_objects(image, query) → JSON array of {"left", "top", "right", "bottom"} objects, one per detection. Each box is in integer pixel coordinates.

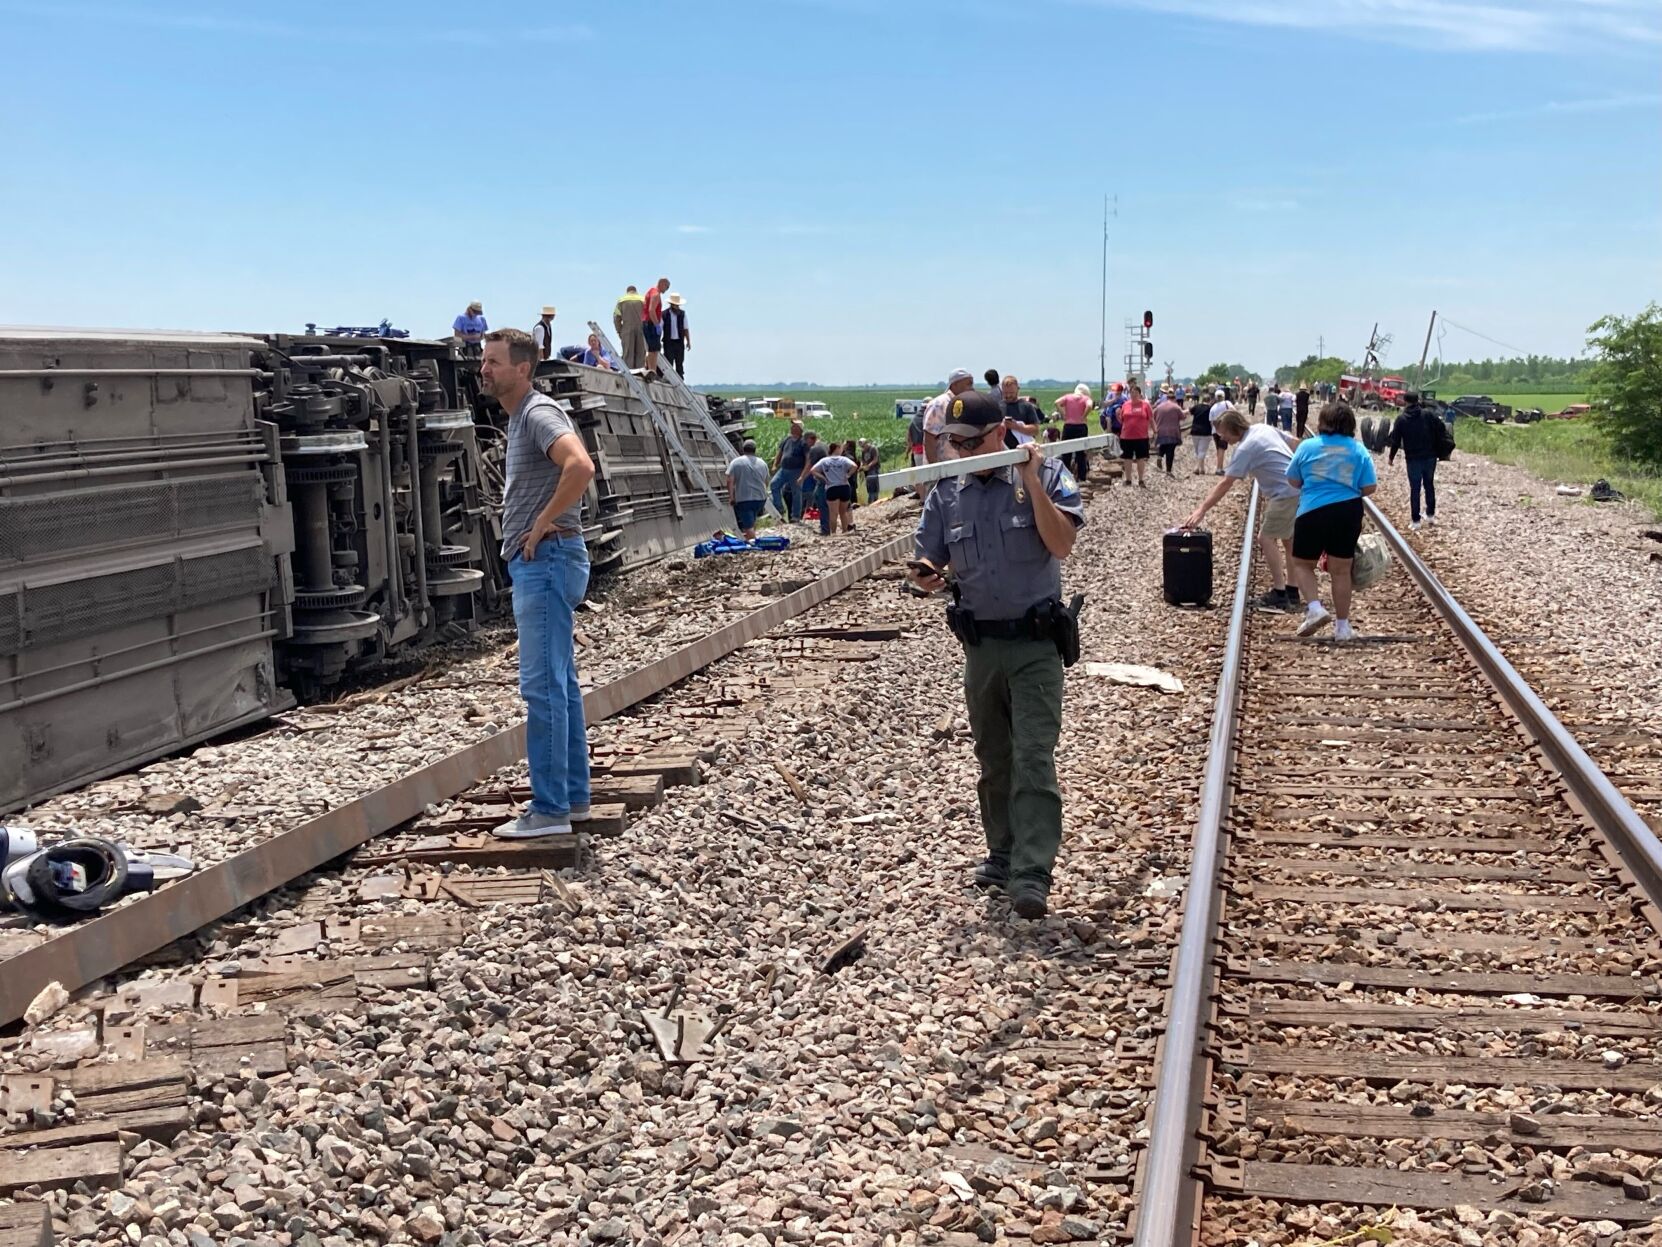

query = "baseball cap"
[
  {"left": 941, "top": 390, "right": 1005, "bottom": 438},
  {"left": 946, "top": 368, "right": 974, "bottom": 386}
]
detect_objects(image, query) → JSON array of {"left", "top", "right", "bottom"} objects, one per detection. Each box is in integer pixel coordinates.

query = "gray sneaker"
[
  {"left": 1296, "top": 603, "right": 1333, "bottom": 637},
  {"left": 492, "top": 812, "right": 574, "bottom": 840}
]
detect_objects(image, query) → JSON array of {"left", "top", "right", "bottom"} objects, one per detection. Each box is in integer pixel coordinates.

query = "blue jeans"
[
  {"left": 509, "top": 535, "right": 590, "bottom": 817},
  {"left": 1405, "top": 456, "right": 1437, "bottom": 522},
  {"left": 812, "top": 479, "right": 830, "bottom": 534},
  {"left": 770, "top": 468, "right": 802, "bottom": 520}
]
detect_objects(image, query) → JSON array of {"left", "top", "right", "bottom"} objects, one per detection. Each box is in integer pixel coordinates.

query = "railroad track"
[{"left": 1132, "top": 493, "right": 1662, "bottom": 1245}]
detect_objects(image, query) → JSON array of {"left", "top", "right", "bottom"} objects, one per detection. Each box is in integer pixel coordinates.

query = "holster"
[
  {"left": 1025, "top": 594, "right": 1086, "bottom": 667},
  {"left": 945, "top": 584, "right": 980, "bottom": 646}
]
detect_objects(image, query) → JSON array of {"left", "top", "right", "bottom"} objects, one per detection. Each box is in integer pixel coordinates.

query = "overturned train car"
[{"left": 0, "top": 327, "right": 742, "bottom": 811}]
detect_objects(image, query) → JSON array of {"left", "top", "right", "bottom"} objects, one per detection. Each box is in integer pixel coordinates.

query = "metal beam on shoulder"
[{"left": 875, "top": 434, "right": 1116, "bottom": 493}]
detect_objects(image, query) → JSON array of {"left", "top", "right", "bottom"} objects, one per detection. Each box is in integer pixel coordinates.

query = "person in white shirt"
[
  {"left": 1205, "top": 389, "right": 1233, "bottom": 475},
  {"left": 530, "top": 306, "right": 556, "bottom": 361},
  {"left": 1181, "top": 408, "right": 1303, "bottom": 612}
]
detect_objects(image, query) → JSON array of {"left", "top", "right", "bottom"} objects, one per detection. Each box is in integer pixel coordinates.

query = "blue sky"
[{"left": 2, "top": 0, "right": 1658, "bottom": 385}]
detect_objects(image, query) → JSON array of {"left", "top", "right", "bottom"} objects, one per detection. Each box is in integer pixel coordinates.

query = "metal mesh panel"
[
  {"left": 14, "top": 547, "right": 273, "bottom": 652},
  {"left": 0, "top": 592, "right": 17, "bottom": 653},
  {"left": 0, "top": 476, "right": 261, "bottom": 564}
]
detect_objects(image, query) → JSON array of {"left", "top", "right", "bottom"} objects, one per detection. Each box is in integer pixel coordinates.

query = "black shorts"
[
  {"left": 1292, "top": 498, "right": 1365, "bottom": 561},
  {"left": 1213, "top": 434, "right": 1227, "bottom": 450},
  {"left": 1120, "top": 437, "right": 1150, "bottom": 460},
  {"left": 825, "top": 483, "right": 853, "bottom": 502}
]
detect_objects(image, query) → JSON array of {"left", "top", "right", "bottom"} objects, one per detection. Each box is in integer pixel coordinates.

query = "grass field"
[
  {"left": 714, "top": 385, "right": 1078, "bottom": 470},
  {"left": 1453, "top": 416, "right": 1662, "bottom": 518}
]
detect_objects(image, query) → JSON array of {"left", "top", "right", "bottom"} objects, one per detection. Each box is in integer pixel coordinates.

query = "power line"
[{"left": 1437, "top": 316, "right": 1532, "bottom": 357}]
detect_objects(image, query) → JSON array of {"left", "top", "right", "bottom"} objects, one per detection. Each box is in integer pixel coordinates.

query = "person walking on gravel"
[
  {"left": 1245, "top": 380, "right": 1260, "bottom": 418},
  {"left": 907, "top": 391, "right": 1086, "bottom": 920},
  {"left": 1153, "top": 389, "right": 1185, "bottom": 476},
  {"left": 1387, "top": 392, "right": 1443, "bottom": 530},
  {"left": 481, "top": 329, "right": 597, "bottom": 839},
  {"left": 1182, "top": 409, "right": 1302, "bottom": 611},
  {"left": 1187, "top": 391, "right": 1214, "bottom": 474},
  {"left": 1286, "top": 403, "right": 1377, "bottom": 642},
  {"left": 1117, "top": 382, "right": 1154, "bottom": 487},
  {"left": 1207, "top": 389, "right": 1232, "bottom": 474},
  {"left": 1053, "top": 383, "right": 1094, "bottom": 480}
]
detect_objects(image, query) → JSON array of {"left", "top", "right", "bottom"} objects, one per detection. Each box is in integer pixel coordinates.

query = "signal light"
[
  {"left": 1143, "top": 310, "right": 1153, "bottom": 330},
  {"left": 1142, "top": 341, "right": 1154, "bottom": 362}
]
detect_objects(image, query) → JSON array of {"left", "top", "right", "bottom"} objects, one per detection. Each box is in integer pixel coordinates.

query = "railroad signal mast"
[{"left": 1123, "top": 309, "right": 1153, "bottom": 390}]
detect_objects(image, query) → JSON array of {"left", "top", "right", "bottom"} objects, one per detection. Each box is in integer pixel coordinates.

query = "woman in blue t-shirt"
[{"left": 1284, "top": 403, "right": 1377, "bottom": 642}]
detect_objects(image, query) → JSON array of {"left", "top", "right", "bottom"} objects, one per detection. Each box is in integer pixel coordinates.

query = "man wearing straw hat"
[
  {"left": 662, "top": 292, "right": 691, "bottom": 378},
  {"left": 530, "top": 305, "right": 557, "bottom": 361}
]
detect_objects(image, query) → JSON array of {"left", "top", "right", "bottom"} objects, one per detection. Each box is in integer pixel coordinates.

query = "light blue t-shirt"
[
  {"left": 453, "top": 312, "right": 489, "bottom": 339},
  {"left": 1286, "top": 434, "right": 1377, "bottom": 516}
]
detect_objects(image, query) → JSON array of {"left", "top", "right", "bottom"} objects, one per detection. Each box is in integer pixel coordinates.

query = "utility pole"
[
  {"left": 1317, "top": 334, "right": 1324, "bottom": 358},
  {"left": 1416, "top": 310, "right": 1438, "bottom": 384},
  {"left": 1098, "top": 195, "right": 1116, "bottom": 396}
]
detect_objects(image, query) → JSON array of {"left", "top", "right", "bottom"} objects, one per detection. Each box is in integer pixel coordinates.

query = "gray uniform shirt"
[
  {"left": 726, "top": 454, "right": 770, "bottom": 503},
  {"left": 501, "top": 390, "right": 582, "bottom": 559},
  {"left": 915, "top": 459, "right": 1086, "bottom": 621}
]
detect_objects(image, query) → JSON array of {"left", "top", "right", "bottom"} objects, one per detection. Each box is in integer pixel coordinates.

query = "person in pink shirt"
[
  {"left": 1116, "top": 383, "right": 1155, "bottom": 487},
  {"left": 1052, "top": 382, "right": 1095, "bottom": 480}
]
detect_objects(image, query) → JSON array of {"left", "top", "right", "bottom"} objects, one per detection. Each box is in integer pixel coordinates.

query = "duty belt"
[{"left": 944, "top": 589, "right": 1087, "bottom": 666}]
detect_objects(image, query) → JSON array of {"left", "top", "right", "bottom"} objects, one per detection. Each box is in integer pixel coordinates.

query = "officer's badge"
[{"left": 1056, "top": 468, "right": 1080, "bottom": 497}]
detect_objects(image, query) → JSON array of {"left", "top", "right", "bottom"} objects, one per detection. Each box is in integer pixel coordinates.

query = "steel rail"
[
  {"left": 1133, "top": 494, "right": 1662, "bottom": 1246},
  {"left": 1131, "top": 485, "right": 1259, "bottom": 1247},
  {"left": 0, "top": 533, "right": 913, "bottom": 1027},
  {"left": 1364, "top": 499, "right": 1662, "bottom": 915}
]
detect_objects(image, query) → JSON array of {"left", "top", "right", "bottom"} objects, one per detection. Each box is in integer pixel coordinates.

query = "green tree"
[
  {"left": 1587, "top": 303, "right": 1662, "bottom": 467},
  {"left": 1195, "top": 362, "right": 1252, "bottom": 389},
  {"left": 1274, "top": 355, "right": 1349, "bottom": 387}
]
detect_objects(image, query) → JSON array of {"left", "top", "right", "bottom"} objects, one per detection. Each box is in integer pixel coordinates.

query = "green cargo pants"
[{"left": 962, "top": 636, "right": 1065, "bottom": 886}]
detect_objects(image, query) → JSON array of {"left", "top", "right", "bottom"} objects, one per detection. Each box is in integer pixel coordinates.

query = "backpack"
[{"left": 1430, "top": 413, "right": 1455, "bottom": 461}]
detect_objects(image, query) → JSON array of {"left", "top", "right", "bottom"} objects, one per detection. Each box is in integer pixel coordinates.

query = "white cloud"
[
  {"left": 1062, "top": 0, "right": 1662, "bottom": 51},
  {"left": 1455, "top": 92, "right": 1662, "bottom": 124}
]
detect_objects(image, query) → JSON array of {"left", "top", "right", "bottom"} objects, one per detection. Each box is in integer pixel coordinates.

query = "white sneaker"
[
  {"left": 492, "top": 812, "right": 574, "bottom": 839},
  {"left": 1410, "top": 520, "right": 1422, "bottom": 531},
  {"left": 1333, "top": 620, "right": 1355, "bottom": 642},
  {"left": 1426, "top": 514, "right": 1437, "bottom": 527},
  {"left": 1296, "top": 603, "right": 1333, "bottom": 637}
]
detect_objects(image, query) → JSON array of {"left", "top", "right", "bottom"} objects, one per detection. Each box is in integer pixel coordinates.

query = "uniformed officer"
[{"left": 910, "top": 390, "right": 1087, "bottom": 918}]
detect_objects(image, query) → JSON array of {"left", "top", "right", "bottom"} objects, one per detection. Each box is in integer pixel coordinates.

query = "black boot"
[
  {"left": 972, "top": 856, "right": 1009, "bottom": 890},
  {"left": 1008, "top": 877, "right": 1049, "bottom": 919}
]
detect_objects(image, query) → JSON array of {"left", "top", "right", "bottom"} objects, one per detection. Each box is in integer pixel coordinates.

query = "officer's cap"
[{"left": 941, "top": 390, "right": 1005, "bottom": 438}]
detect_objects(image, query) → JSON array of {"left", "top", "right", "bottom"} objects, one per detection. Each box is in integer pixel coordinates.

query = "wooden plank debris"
[
  {"left": 0, "top": 1201, "right": 52, "bottom": 1247},
  {"left": 0, "top": 1141, "right": 123, "bottom": 1195}
]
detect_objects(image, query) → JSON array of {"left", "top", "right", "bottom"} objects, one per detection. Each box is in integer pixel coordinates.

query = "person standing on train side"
[
  {"left": 530, "top": 306, "right": 556, "bottom": 361},
  {"left": 642, "top": 277, "right": 671, "bottom": 376},
  {"left": 662, "top": 292, "right": 691, "bottom": 378},
  {"left": 453, "top": 301, "right": 488, "bottom": 348},
  {"left": 1117, "top": 382, "right": 1154, "bottom": 487},
  {"left": 1286, "top": 402, "right": 1378, "bottom": 642},
  {"left": 480, "top": 328, "right": 597, "bottom": 840},
  {"left": 613, "top": 286, "right": 647, "bottom": 370},
  {"left": 908, "top": 391, "right": 1087, "bottom": 920}
]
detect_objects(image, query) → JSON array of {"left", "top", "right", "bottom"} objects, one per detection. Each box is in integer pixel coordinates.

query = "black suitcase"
[{"left": 1162, "top": 528, "right": 1213, "bottom": 606}]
